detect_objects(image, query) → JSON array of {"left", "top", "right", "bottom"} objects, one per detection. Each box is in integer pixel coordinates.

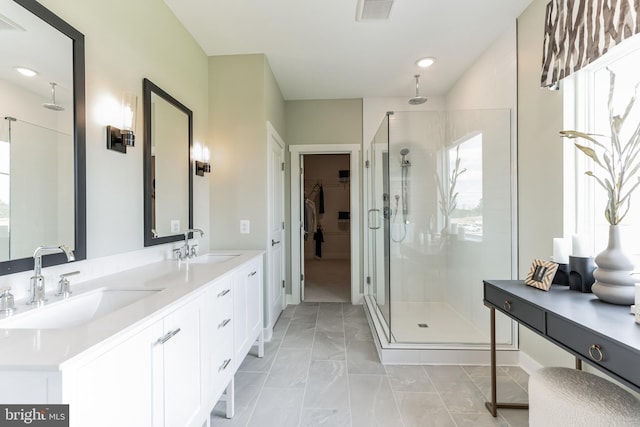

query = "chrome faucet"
[
  {"left": 175, "top": 229, "right": 204, "bottom": 260},
  {"left": 28, "top": 245, "right": 75, "bottom": 306}
]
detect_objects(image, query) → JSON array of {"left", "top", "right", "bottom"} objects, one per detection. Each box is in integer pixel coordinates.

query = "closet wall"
[{"left": 304, "top": 154, "right": 351, "bottom": 260}]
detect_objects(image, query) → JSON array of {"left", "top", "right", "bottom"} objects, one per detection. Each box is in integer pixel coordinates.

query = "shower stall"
[
  {"left": 364, "top": 110, "right": 517, "bottom": 363},
  {"left": 0, "top": 117, "right": 74, "bottom": 261}
]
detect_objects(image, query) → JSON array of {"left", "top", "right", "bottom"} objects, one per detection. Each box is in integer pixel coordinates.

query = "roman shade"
[{"left": 541, "top": 0, "right": 640, "bottom": 87}]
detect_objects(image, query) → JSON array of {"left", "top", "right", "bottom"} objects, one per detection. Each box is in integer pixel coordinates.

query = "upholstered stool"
[{"left": 529, "top": 367, "right": 640, "bottom": 427}]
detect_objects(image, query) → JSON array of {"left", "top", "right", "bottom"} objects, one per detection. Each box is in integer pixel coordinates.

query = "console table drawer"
[
  {"left": 484, "top": 286, "right": 544, "bottom": 333},
  {"left": 547, "top": 313, "right": 640, "bottom": 388}
]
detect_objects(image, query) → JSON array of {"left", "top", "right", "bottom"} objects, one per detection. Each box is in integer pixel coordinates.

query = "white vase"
[{"left": 591, "top": 225, "right": 636, "bottom": 305}]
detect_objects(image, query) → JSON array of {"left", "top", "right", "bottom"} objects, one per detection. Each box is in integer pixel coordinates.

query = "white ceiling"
[{"left": 163, "top": 0, "right": 534, "bottom": 101}]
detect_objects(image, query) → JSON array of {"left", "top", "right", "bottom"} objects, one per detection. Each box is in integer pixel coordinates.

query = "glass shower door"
[
  {"left": 0, "top": 117, "right": 74, "bottom": 261},
  {"left": 367, "top": 114, "right": 391, "bottom": 342}
]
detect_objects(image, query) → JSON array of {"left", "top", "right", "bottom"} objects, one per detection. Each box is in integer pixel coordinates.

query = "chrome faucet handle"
[
  {"left": 0, "top": 287, "right": 16, "bottom": 316},
  {"left": 190, "top": 244, "right": 199, "bottom": 258},
  {"left": 56, "top": 271, "right": 80, "bottom": 298}
]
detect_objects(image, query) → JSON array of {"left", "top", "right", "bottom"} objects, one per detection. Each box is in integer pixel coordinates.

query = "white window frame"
[{"left": 564, "top": 34, "right": 640, "bottom": 263}]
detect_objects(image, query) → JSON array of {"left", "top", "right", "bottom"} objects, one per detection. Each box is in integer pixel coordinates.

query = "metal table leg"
[{"left": 484, "top": 306, "right": 529, "bottom": 416}]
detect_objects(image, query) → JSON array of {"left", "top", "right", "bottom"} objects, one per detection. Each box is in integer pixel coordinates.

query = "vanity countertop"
[{"left": 0, "top": 250, "right": 263, "bottom": 371}]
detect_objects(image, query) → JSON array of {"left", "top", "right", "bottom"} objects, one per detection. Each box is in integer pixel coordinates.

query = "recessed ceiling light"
[
  {"left": 416, "top": 57, "right": 435, "bottom": 69},
  {"left": 15, "top": 66, "right": 38, "bottom": 77}
]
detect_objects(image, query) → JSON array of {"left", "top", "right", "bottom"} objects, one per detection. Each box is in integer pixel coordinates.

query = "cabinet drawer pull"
[
  {"left": 588, "top": 344, "right": 604, "bottom": 362},
  {"left": 218, "top": 358, "right": 231, "bottom": 372},
  {"left": 218, "top": 318, "right": 231, "bottom": 329},
  {"left": 217, "top": 289, "right": 231, "bottom": 298},
  {"left": 248, "top": 271, "right": 257, "bottom": 277},
  {"left": 503, "top": 300, "right": 511, "bottom": 312},
  {"left": 157, "top": 328, "right": 181, "bottom": 345}
]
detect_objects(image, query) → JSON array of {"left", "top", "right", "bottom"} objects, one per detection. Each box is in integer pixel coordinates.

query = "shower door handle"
[{"left": 368, "top": 209, "right": 381, "bottom": 230}]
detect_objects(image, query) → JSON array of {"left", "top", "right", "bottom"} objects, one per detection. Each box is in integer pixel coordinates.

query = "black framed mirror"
[
  {"left": 0, "top": 0, "right": 86, "bottom": 275},
  {"left": 143, "top": 78, "right": 193, "bottom": 246}
]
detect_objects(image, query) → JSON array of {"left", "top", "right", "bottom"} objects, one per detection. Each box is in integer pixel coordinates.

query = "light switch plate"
[
  {"left": 240, "top": 220, "right": 250, "bottom": 234},
  {"left": 170, "top": 220, "right": 180, "bottom": 233}
]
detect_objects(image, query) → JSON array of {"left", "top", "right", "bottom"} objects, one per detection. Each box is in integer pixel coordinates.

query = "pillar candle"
[
  {"left": 552, "top": 238, "right": 569, "bottom": 264},
  {"left": 635, "top": 284, "right": 640, "bottom": 324},
  {"left": 572, "top": 234, "right": 590, "bottom": 257}
]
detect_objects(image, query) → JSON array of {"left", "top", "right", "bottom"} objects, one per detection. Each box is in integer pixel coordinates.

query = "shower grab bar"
[{"left": 368, "top": 209, "right": 381, "bottom": 230}]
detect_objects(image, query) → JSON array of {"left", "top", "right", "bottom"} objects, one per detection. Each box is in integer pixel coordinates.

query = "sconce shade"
[
  {"left": 107, "top": 93, "right": 138, "bottom": 153},
  {"left": 193, "top": 142, "right": 211, "bottom": 176},
  {"left": 122, "top": 93, "right": 137, "bottom": 132}
]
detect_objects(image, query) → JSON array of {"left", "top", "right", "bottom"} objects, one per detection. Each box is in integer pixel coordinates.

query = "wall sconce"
[
  {"left": 107, "top": 93, "right": 137, "bottom": 153},
  {"left": 193, "top": 143, "right": 211, "bottom": 176}
]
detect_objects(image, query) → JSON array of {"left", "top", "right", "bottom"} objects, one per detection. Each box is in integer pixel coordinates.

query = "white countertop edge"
[{"left": 0, "top": 250, "right": 264, "bottom": 371}]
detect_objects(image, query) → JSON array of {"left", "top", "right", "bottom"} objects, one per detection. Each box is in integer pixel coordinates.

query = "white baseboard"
[{"left": 518, "top": 349, "right": 543, "bottom": 375}]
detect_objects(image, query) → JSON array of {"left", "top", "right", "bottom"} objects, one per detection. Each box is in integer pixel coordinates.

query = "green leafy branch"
[{"left": 560, "top": 69, "right": 640, "bottom": 225}]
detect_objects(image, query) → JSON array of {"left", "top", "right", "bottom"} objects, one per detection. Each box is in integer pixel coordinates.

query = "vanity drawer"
[
  {"left": 210, "top": 279, "right": 233, "bottom": 321},
  {"left": 211, "top": 325, "right": 234, "bottom": 390},
  {"left": 547, "top": 313, "right": 640, "bottom": 388},
  {"left": 484, "top": 285, "right": 545, "bottom": 333}
]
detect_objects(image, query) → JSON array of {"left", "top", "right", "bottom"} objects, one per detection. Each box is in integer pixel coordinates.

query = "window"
[
  {"left": 565, "top": 34, "right": 640, "bottom": 264},
  {"left": 448, "top": 133, "right": 483, "bottom": 239}
]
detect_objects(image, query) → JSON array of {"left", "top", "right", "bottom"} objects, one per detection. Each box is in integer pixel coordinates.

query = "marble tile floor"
[{"left": 211, "top": 302, "right": 529, "bottom": 427}]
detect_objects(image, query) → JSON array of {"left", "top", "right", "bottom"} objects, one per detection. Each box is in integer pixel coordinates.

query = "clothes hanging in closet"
[
  {"left": 304, "top": 199, "right": 317, "bottom": 241},
  {"left": 318, "top": 184, "right": 325, "bottom": 214},
  {"left": 313, "top": 226, "right": 324, "bottom": 258}
]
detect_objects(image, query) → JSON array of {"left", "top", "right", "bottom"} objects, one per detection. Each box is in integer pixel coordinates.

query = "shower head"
[
  {"left": 400, "top": 148, "right": 411, "bottom": 167},
  {"left": 408, "top": 75, "right": 427, "bottom": 105},
  {"left": 42, "top": 82, "right": 64, "bottom": 111}
]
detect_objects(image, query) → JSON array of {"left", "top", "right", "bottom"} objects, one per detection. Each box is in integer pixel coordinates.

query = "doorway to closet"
[
  {"left": 303, "top": 154, "right": 351, "bottom": 302},
  {"left": 289, "top": 144, "right": 361, "bottom": 306}
]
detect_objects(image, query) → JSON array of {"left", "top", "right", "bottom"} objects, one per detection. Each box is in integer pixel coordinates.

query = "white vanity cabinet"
[
  {"left": 69, "top": 295, "right": 203, "bottom": 427},
  {"left": 70, "top": 322, "right": 162, "bottom": 427},
  {"left": 153, "top": 296, "right": 203, "bottom": 427},
  {"left": 233, "top": 256, "right": 264, "bottom": 362},
  {"left": 0, "top": 252, "right": 265, "bottom": 427}
]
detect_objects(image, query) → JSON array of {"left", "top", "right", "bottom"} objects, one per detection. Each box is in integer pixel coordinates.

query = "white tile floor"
[{"left": 211, "top": 303, "right": 529, "bottom": 427}]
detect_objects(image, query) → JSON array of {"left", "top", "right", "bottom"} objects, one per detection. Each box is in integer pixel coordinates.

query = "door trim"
[{"left": 289, "top": 144, "right": 361, "bottom": 305}]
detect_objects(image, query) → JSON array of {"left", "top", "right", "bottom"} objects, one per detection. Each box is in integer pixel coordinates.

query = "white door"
[
  {"left": 299, "top": 155, "right": 305, "bottom": 301},
  {"left": 267, "top": 122, "right": 285, "bottom": 332}
]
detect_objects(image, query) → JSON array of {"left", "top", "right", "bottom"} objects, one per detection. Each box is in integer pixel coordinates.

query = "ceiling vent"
[{"left": 356, "top": 0, "right": 394, "bottom": 21}]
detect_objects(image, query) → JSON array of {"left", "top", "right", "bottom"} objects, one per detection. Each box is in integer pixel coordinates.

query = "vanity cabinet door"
[
  {"left": 72, "top": 322, "right": 163, "bottom": 427},
  {"left": 154, "top": 296, "right": 202, "bottom": 427},
  {"left": 234, "top": 257, "right": 263, "bottom": 363},
  {"left": 245, "top": 258, "right": 263, "bottom": 350}
]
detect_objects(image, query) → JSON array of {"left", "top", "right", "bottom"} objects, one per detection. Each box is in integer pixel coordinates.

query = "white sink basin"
[
  {"left": 0, "top": 288, "right": 161, "bottom": 330},
  {"left": 185, "top": 253, "right": 241, "bottom": 264}
]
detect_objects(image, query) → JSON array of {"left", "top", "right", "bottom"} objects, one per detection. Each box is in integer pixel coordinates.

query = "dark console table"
[{"left": 483, "top": 279, "right": 640, "bottom": 416}]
